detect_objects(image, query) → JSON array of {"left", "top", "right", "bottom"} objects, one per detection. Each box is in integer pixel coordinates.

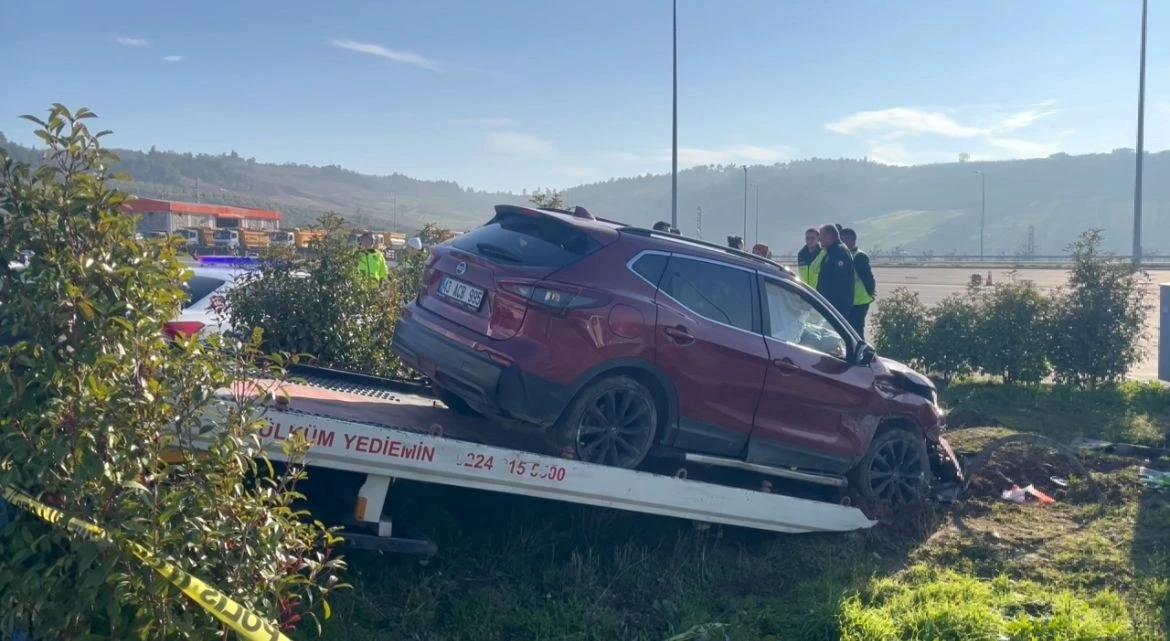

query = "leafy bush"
[
  {"left": 974, "top": 278, "right": 1053, "bottom": 384},
  {"left": 871, "top": 288, "right": 929, "bottom": 368},
  {"left": 919, "top": 290, "right": 982, "bottom": 383},
  {"left": 0, "top": 105, "right": 344, "bottom": 639},
  {"left": 228, "top": 213, "right": 403, "bottom": 376},
  {"left": 1049, "top": 229, "right": 1151, "bottom": 387}
]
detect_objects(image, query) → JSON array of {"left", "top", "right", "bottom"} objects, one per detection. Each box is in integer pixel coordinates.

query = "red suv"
[{"left": 392, "top": 205, "right": 962, "bottom": 505}]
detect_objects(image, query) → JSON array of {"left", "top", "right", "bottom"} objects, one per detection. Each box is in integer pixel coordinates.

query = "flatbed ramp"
[{"left": 199, "top": 377, "right": 876, "bottom": 552}]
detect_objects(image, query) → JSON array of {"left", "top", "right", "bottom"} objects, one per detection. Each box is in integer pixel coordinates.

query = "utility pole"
[
  {"left": 670, "top": 0, "right": 678, "bottom": 230},
  {"left": 696, "top": 205, "right": 703, "bottom": 240},
  {"left": 975, "top": 170, "right": 986, "bottom": 261},
  {"left": 392, "top": 192, "right": 398, "bottom": 233},
  {"left": 1133, "top": 0, "right": 1148, "bottom": 268},
  {"left": 753, "top": 183, "right": 760, "bottom": 245},
  {"left": 742, "top": 165, "right": 748, "bottom": 241}
]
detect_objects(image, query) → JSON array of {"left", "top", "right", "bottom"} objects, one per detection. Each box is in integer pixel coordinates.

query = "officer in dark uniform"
[{"left": 814, "top": 224, "right": 855, "bottom": 319}]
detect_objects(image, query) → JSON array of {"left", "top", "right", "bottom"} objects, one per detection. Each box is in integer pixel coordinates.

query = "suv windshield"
[{"left": 451, "top": 211, "right": 602, "bottom": 268}]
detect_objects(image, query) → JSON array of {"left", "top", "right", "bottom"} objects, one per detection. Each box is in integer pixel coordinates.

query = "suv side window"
[
  {"left": 630, "top": 252, "right": 668, "bottom": 286},
  {"left": 763, "top": 280, "right": 849, "bottom": 359},
  {"left": 662, "top": 257, "right": 754, "bottom": 332}
]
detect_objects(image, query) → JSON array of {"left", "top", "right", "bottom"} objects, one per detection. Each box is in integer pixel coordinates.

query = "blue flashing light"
[{"left": 196, "top": 255, "right": 261, "bottom": 268}]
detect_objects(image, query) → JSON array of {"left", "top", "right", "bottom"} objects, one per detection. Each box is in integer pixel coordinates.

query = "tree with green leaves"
[
  {"left": 1049, "top": 229, "right": 1151, "bottom": 387},
  {"left": 0, "top": 104, "right": 345, "bottom": 640},
  {"left": 529, "top": 188, "right": 566, "bottom": 209}
]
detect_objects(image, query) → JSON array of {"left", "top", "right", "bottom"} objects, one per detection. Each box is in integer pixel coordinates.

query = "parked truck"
[{"left": 213, "top": 229, "right": 270, "bottom": 255}]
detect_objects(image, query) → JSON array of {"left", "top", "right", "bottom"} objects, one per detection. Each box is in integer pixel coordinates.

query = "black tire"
[
  {"left": 849, "top": 427, "right": 930, "bottom": 506},
  {"left": 434, "top": 387, "right": 480, "bottom": 416},
  {"left": 550, "top": 375, "right": 658, "bottom": 469}
]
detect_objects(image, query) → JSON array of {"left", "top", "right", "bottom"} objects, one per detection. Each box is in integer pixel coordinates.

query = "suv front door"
[
  {"left": 653, "top": 255, "right": 768, "bottom": 457},
  {"left": 749, "top": 277, "right": 877, "bottom": 475}
]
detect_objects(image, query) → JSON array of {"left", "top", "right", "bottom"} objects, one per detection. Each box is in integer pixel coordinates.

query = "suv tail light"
[
  {"left": 164, "top": 321, "right": 206, "bottom": 339},
  {"left": 499, "top": 282, "right": 606, "bottom": 311}
]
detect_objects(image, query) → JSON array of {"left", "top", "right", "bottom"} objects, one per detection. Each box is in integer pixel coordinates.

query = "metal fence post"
[{"left": 1161, "top": 283, "right": 1170, "bottom": 382}]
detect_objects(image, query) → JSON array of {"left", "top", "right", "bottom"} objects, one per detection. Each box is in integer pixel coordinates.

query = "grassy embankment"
[{"left": 311, "top": 381, "right": 1170, "bottom": 641}]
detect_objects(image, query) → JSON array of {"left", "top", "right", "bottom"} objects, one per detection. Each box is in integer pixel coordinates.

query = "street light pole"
[
  {"left": 1133, "top": 0, "right": 1148, "bottom": 268},
  {"left": 670, "top": 0, "right": 678, "bottom": 231},
  {"left": 742, "top": 165, "right": 748, "bottom": 241},
  {"left": 754, "top": 183, "right": 760, "bottom": 245},
  {"left": 975, "top": 170, "right": 986, "bottom": 261}
]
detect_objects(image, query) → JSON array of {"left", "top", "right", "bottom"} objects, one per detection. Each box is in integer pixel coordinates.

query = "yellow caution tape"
[{"left": 2, "top": 486, "right": 292, "bottom": 641}]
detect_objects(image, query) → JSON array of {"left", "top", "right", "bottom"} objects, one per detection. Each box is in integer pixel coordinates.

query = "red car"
[{"left": 392, "top": 205, "right": 961, "bottom": 505}]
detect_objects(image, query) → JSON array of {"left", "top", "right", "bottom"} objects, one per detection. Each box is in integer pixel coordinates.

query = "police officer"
[
  {"left": 796, "top": 227, "right": 822, "bottom": 287},
  {"left": 840, "top": 228, "right": 875, "bottom": 338},
  {"left": 356, "top": 232, "right": 389, "bottom": 281},
  {"left": 814, "top": 224, "right": 855, "bottom": 318}
]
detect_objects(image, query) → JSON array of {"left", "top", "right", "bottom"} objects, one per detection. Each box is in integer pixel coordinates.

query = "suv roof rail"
[{"left": 618, "top": 226, "right": 794, "bottom": 274}]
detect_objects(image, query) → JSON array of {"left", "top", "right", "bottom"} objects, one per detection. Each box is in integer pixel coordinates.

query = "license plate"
[{"left": 439, "top": 276, "right": 485, "bottom": 310}]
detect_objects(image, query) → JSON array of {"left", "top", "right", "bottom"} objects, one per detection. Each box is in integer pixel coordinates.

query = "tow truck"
[{"left": 190, "top": 364, "right": 882, "bottom": 556}]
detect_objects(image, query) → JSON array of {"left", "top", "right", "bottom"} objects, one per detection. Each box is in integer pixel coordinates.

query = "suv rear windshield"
[{"left": 450, "top": 211, "right": 602, "bottom": 268}]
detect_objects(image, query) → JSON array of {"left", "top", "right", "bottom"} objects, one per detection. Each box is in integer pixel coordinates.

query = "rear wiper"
[{"left": 476, "top": 242, "right": 522, "bottom": 263}]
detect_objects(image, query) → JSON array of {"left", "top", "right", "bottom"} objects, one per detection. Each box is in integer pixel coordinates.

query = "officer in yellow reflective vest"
[
  {"left": 840, "top": 228, "right": 876, "bottom": 338},
  {"left": 796, "top": 228, "right": 824, "bottom": 288},
  {"left": 356, "top": 232, "right": 389, "bottom": 281}
]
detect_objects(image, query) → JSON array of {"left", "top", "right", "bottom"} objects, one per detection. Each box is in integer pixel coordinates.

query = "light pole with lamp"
[
  {"left": 753, "top": 183, "right": 760, "bottom": 245},
  {"left": 742, "top": 165, "right": 748, "bottom": 241},
  {"left": 1133, "top": 0, "right": 1148, "bottom": 267},
  {"left": 670, "top": 0, "right": 679, "bottom": 231},
  {"left": 974, "top": 170, "right": 986, "bottom": 261}
]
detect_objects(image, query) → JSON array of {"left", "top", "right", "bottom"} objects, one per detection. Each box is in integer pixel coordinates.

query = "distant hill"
[{"left": 2, "top": 130, "right": 1165, "bottom": 257}]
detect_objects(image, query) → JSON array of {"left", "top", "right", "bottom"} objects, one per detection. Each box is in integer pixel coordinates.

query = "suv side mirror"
[{"left": 855, "top": 342, "right": 876, "bottom": 366}]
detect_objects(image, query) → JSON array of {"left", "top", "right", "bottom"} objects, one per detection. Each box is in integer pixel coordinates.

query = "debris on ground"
[{"left": 1139, "top": 466, "right": 1170, "bottom": 490}]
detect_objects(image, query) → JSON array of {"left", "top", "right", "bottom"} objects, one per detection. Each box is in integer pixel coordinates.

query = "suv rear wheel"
[
  {"left": 849, "top": 427, "right": 930, "bottom": 506},
  {"left": 550, "top": 375, "right": 658, "bottom": 469}
]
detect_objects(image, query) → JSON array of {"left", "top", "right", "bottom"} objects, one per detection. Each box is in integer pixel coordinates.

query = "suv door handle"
[
  {"left": 663, "top": 326, "right": 695, "bottom": 345},
  {"left": 772, "top": 357, "right": 799, "bottom": 372}
]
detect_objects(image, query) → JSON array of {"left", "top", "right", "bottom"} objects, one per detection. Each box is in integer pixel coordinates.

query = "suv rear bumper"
[{"left": 391, "top": 308, "right": 571, "bottom": 427}]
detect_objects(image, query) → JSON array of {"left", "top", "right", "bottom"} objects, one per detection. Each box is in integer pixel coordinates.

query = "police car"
[{"left": 167, "top": 256, "right": 257, "bottom": 340}]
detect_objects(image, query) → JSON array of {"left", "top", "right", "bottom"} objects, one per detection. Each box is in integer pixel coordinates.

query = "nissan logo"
[{"left": 455, "top": 261, "right": 467, "bottom": 275}]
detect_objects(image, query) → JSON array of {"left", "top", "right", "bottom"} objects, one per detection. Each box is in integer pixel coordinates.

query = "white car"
[{"left": 167, "top": 257, "right": 256, "bottom": 340}]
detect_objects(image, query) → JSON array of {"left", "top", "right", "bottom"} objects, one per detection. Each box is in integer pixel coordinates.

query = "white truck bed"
[{"left": 198, "top": 377, "right": 876, "bottom": 548}]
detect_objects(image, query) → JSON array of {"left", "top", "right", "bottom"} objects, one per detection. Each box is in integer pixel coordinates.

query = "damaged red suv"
[{"left": 392, "top": 204, "right": 961, "bottom": 504}]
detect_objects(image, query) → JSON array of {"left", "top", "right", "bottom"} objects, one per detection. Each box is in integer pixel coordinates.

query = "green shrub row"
[{"left": 873, "top": 230, "right": 1152, "bottom": 387}]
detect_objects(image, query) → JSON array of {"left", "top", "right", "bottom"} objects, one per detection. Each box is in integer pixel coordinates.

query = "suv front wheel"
[
  {"left": 849, "top": 427, "right": 930, "bottom": 506},
  {"left": 550, "top": 375, "right": 658, "bottom": 469}
]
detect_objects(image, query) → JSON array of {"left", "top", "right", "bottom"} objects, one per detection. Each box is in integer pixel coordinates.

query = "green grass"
[{"left": 308, "top": 383, "right": 1170, "bottom": 641}]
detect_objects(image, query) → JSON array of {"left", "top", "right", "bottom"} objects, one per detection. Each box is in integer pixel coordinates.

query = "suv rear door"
[
  {"left": 653, "top": 255, "right": 768, "bottom": 457},
  {"left": 749, "top": 276, "right": 877, "bottom": 474}
]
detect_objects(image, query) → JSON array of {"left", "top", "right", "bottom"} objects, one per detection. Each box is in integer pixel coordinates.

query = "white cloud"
[
  {"left": 327, "top": 38, "right": 445, "bottom": 72},
  {"left": 826, "top": 100, "right": 1064, "bottom": 164},
  {"left": 826, "top": 108, "right": 985, "bottom": 139},
  {"left": 162, "top": 55, "right": 184, "bottom": 63},
  {"left": 452, "top": 117, "right": 516, "bottom": 127},
  {"left": 484, "top": 131, "right": 555, "bottom": 157},
  {"left": 114, "top": 36, "right": 149, "bottom": 47}
]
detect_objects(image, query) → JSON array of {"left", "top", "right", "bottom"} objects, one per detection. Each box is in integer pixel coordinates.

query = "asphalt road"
[{"left": 872, "top": 267, "right": 1169, "bottom": 382}]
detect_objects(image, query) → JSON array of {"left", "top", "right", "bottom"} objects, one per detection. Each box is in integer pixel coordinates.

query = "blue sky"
[{"left": 2, "top": 0, "right": 1166, "bottom": 192}]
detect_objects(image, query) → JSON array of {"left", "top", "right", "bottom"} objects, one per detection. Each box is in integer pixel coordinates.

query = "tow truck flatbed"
[{"left": 197, "top": 376, "right": 877, "bottom": 553}]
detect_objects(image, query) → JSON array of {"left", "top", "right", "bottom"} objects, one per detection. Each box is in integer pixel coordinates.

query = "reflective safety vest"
[
  {"left": 852, "top": 248, "right": 874, "bottom": 305},
  {"left": 801, "top": 250, "right": 826, "bottom": 289}
]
